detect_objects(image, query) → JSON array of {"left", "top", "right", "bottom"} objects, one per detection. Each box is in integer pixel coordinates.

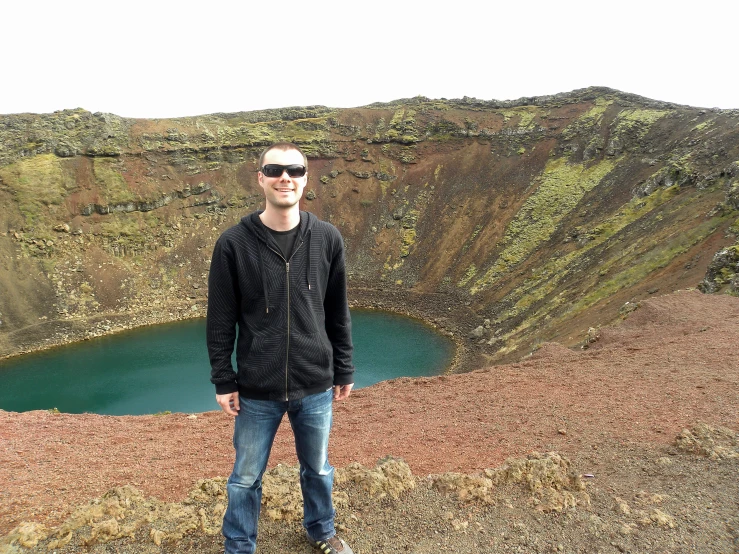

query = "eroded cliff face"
[{"left": 1, "top": 87, "right": 738, "bottom": 365}]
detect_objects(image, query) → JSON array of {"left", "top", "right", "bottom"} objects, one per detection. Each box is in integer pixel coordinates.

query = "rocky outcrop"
[
  {"left": 79, "top": 183, "right": 218, "bottom": 215},
  {"left": 699, "top": 244, "right": 739, "bottom": 294}
]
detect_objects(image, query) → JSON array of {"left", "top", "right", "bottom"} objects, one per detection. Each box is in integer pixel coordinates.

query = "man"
[{"left": 207, "top": 142, "right": 355, "bottom": 554}]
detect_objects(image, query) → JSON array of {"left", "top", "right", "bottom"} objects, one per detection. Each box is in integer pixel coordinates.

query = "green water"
[{"left": 0, "top": 310, "right": 453, "bottom": 415}]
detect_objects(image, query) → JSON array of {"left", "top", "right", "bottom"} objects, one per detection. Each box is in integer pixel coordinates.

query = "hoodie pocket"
[
  {"left": 288, "top": 332, "right": 333, "bottom": 386},
  {"left": 240, "top": 333, "right": 285, "bottom": 392}
]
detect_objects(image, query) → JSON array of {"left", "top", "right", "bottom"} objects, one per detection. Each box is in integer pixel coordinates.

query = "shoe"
[{"left": 310, "top": 535, "right": 354, "bottom": 554}]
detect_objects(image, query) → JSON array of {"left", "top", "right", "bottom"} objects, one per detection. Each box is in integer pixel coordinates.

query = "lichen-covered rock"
[
  {"left": 633, "top": 163, "right": 695, "bottom": 198},
  {"left": 432, "top": 452, "right": 588, "bottom": 513},
  {"left": 260, "top": 464, "right": 304, "bottom": 521},
  {"left": 0, "top": 522, "right": 49, "bottom": 549},
  {"left": 642, "top": 508, "right": 677, "bottom": 528},
  {"left": 432, "top": 472, "right": 496, "bottom": 504},
  {"left": 335, "top": 456, "right": 415, "bottom": 499},
  {"left": 675, "top": 423, "right": 739, "bottom": 459},
  {"left": 486, "top": 451, "right": 585, "bottom": 493},
  {"left": 727, "top": 179, "right": 739, "bottom": 210},
  {"left": 469, "top": 325, "right": 484, "bottom": 339},
  {"left": 699, "top": 245, "right": 739, "bottom": 294}
]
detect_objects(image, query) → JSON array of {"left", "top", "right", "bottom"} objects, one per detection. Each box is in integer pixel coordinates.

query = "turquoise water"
[{"left": 0, "top": 310, "right": 453, "bottom": 415}]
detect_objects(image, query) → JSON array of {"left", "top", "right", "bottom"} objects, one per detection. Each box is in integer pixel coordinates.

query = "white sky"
[{"left": 2, "top": 0, "right": 737, "bottom": 118}]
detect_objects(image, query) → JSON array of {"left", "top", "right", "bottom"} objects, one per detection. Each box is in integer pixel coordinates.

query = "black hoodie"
[{"left": 207, "top": 210, "right": 354, "bottom": 401}]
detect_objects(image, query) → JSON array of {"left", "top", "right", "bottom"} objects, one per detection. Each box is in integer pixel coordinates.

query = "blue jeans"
[{"left": 223, "top": 389, "right": 336, "bottom": 554}]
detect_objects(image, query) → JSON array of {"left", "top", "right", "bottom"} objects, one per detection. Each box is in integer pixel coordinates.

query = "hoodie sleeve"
[
  {"left": 324, "top": 230, "right": 355, "bottom": 385},
  {"left": 206, "top": 235, "right": 240, "bottom": 394}
]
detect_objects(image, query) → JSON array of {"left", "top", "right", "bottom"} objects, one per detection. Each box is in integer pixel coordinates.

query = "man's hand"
[
  {"left": 216, "top": 392, "right": 240, "bottom": 416},
  {"left": 333, "top": 383, "right": 353, "bottom": 401}
]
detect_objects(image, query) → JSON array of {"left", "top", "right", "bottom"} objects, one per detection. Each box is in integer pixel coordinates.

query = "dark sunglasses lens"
[
  {"left": 286, "top": 165, "right": 307, "bottom": 177},
  {"left": 262, "top": 164, "right": 306, "bottom": 178},
  {"left": 261, "top": 165, "right": 282, "bottom": 177}
]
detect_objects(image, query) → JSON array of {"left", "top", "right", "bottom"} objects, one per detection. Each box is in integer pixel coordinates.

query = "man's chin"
[{"left": 267, "top": 199, "right": 301, "bottom": 208}]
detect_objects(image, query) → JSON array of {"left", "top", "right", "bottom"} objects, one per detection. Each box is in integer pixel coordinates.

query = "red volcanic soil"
[{"left": 1, "top": 290, "right": 738, "bottom": 536}]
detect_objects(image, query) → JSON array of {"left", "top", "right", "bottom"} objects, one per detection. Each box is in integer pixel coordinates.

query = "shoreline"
[{"left": 0, "top": 287, "right": 472, "bottom": 375}]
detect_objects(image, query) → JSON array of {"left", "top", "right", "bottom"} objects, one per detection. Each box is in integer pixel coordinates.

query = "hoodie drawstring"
[
  {"left": 305, "top": 229, "right": 312, "bottom": 291},
  {"left": 258, "top": 245, "right": 269, "bottom": 313},
  {"left": 248, "top": 211, "right": 313, "bottom": 314}
]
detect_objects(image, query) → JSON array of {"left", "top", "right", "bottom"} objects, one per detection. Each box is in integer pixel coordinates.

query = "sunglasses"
[{"left": 260, "top": 164, "right": 307, "bottom": 178}]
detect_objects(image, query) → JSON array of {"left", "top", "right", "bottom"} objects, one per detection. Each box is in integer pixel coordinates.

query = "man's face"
[{"left": 258, "top": 148, "right": 307, "bottom": 209}]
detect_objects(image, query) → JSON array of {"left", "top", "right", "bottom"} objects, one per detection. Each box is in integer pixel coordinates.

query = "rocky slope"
[{"left": 1, "top": 87, "right": 738, "bottom": 368}]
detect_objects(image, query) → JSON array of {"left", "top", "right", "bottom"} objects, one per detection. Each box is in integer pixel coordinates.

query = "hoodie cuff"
[
  {"left": 215, "top": 382, "right": 239, "bottom": 395},
  {"left": 333, "top": 373, "right": 355, "bottom": 386}
]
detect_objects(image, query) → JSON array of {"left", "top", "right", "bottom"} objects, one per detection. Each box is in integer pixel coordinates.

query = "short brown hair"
[{"left": 258, "top": 142, "right": 308, "bottom": 168}]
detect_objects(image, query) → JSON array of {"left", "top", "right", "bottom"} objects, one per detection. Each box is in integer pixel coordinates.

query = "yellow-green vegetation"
[
  {"left": 383, "top": 201, "right": 425, "bottom": 276},
  {"left": 395, "top": 146, "right": 417, "bottom": 164},
  {"left": 0, "top": 154, "right": 72, "bottom": 224},
  {"left": 388, "top": 109, "right": 406, "bottom": 131},
  {"left": 460, "top": 225, "right": 483, "bottom": 254},
  {"left": 93, "top": 158, "right": 134, "bottom": 204},
  {"left": 157, "top": 116, "right": 333, "bottom": 152},
  {"left": 99, "top": 216, "right": 144, "bottom": 238},
  {"left": 96, "top": 214, "right": 156, "bottom": 258},
  {"left": 494, "top": 186, "right": 730, "bottom": 354},
  {"left": 717, "top": 266, "right": 737, "bottom": 284},
  {"left": 378, "top": 158, "right": 396, "bottom": 195},
  {"left": 495, "top": 184, "right": 683, "bottom": 322},
  {"left": 561, "top": 98, "right": 612, "bottom": 141},
  {"left": 500, "top": 106, "right": 540, "bottom": 128},
  {"left": 692, "top": 120, "right": 714, "bottom": 132},
  {"left": 458, "top": 264, "right": 478, "bottom": 287},
  {"left": 399, "top": 208, "right": 420, "bottom": 259},
  {"left": 400, "top": 228, "right": 416, "bottom": 257},
  {"left": 75, "top": 281, "right": 99, "bottom": 311},
  {"left": 572, "top": 216, "right": 724, "bottom": 311},
  {"left": 470, "top": 157, "right": 617, "bottom": 294},
  {"left": 586, "top": 97, "right": 612, "bottom": 117},
  {"left": 611, "top": 108, "right": 668, "bottom": 141},
  {"left": 382, "top": 108, "right": 418, "bottom": 143},
  {"left": 380, "top": 142, "right": 416, "bottom": 164}
]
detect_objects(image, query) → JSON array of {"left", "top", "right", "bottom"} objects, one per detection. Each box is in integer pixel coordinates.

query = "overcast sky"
[{"left": 2, "top": 1, "right": 737, "bottom": 118}]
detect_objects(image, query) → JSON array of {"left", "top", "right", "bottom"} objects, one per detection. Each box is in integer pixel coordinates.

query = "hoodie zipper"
[
  {"left": 266, "top": 240, "right": 303, "bottom": 401},
  {"left": 285, "top": 259, "right": 290, "bottom": 401}
]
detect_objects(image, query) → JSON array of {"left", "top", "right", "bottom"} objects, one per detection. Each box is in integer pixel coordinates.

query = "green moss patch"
[
  {"left": 561, "top": 98, "right": 612, "bottom": 141},
  {"left": 471, "top": 157, "right": 617, "bottom": 294},
  {"left": 0, "top": 153, "right": 71, "bottom": 225},
  {"left": 93, "top": 158, "right": 134, "bottom": 204},
  {"left": 494, "top": 185, "right": 689, "bottom": 323},
  {"left": 574, "top": 216, "right": 724, "bottom": 310},
  {"left": 499, "top": 106, "right": 541, "bottom": 128},
  {"left": 611, "top": 108, "right": 668, "bottom": 142}
]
